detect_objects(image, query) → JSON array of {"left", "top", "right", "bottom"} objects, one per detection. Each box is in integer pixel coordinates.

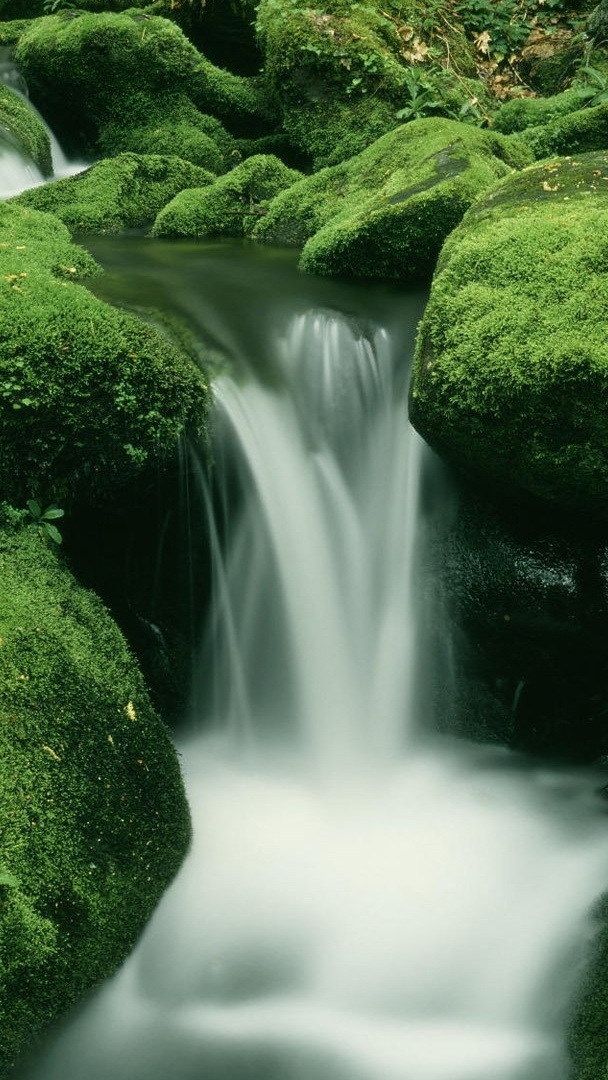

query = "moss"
[
  {"left": 0, "top": 18, "right": 36, "bottom": 46},
  {"left": 0, "top": 83, "right": 51, "bottom": 176},
  {"left": 152, "top": 153, "right": 302, "bottom": 238},
  {"left": 523, "top": 101, "right": 608, "bottom": 159},
  {"left": 0, "top": 513, "right": 190, "bottom": 1074},
  {"left": 12, "top": 152, "right": 214, "bottom": 233},
  {"left": 100, "top": 103, "right": 238, "bottom": 172},
  {"left": 14, "top": 11, "right": 273, "bottom": 160},
  {"left": 410, "top": 152, "right": 608, "bottom": 516},
  {"left": 254, "top": 118, "right": 532, "bottom": 281},
  {"left": 569, "top": 898, "right": 608, "bottom": 1080},
  {"left": 253, "top": 0, "right": 477, "bottom": 166},
  {"left": 0, "top": 201, "right": 209, "bottom": 506},
  {"left": 493, "top": 89, "right": 587, "bottom": 135}
]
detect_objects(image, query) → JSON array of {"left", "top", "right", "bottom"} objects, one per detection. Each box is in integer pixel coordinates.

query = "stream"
[{"left": 2, "top": 97, "right": 608, "bottom": 1080}]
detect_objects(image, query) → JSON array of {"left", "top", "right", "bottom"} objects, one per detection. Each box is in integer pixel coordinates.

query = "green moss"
[
  {"left": 0, "top": 18, "right": 36, "bottom": 45},
  {"left": 523, "top": 101, "right": 608, "bottom": 159},
  {"left": 14, "top": 11, "right": 273, "bottom": 160},
  {"left": 0, "top": 83, "right": 51, "bottom": 176},
  {"left": 100, "top": 103, "right": 238, "bottom": 172},
  {"left": 0, "top": 201, "right": 209, "bottom": 506},
  {"left": 152, "top": 153, "right": 302, "bottom": 238},
  {"left": 0, "top": 513, "right": 190, "bottom": 1074},
  {"left": 410, "top": 152, "right": 608, "bottom": 515},
  {"left": 253, "top": 0, "right": 477, "bottom": 165},
  {"left": 254, "top": 118, "right": 532, "bottom": 281},
  {"left": 13, "top": 153, "right": 214, "bottom": 233},
  {"left": 493, "top": 89, "right": 586, "bottom": 135},
  {"left": 569, "top": 898, "right": 608, "bottom": 1080}
]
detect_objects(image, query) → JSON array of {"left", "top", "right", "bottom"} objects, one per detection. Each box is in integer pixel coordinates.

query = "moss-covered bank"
[
  {"left": 410, "top": 152, "right": 608, "bottom": 515},
  {"left": 0, "top": 201, "right": 209, "bottom": 507},
  {"left": 254, "top": 117, "right": 531, "bottom": 281},
  {"left": 0, "top": 509, "right": 190, "bottom": 1074}
]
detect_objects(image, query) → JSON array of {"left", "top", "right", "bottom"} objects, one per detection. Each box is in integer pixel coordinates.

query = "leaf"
[
  {"left": 41, "top": 507, "right": 64, "bottom": 521},
  {"left": 0, "top": 868, "right": 19, "bottom": 888},
  {"left": 27, "top": 499, "right": 41, "bottom": 519},
  {"left": 43, "top": 523, "right": 63, "bottom": 545}
]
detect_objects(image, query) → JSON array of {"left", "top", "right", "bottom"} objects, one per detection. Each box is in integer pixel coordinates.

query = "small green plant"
[
  {"left": 396, "top": 69, "right": 444, "bottom": 121},
  {"left": 26, "top": 500, "right": 64, "bottom": 546},
  {"left": 574, "top": 65, "right": 608, "bottom": 108},
  {"left": 42, "top": 0, "right": 77, "bottom": 13},
  {"left": 0, "top": 867, "right": 19, "bottom": 888}
]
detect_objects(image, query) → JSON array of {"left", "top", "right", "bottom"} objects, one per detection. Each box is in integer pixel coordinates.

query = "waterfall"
[
  {"left": 13, "top": 255, "right": 608, "bottom": 1080},
  {"left": 0, "top": 47, "right": 86, "bottom": 199},
  {"left": 194, "top": 311, "right": 426, "bottom": 771}
]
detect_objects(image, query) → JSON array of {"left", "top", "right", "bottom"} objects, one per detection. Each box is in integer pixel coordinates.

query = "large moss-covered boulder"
[
  {"left": 0, "top": 201, "right": 209, "bottom": 506},
  {"left": 0, "top": 83, "right": 51, "bottom": 176},
  {"left": 0, "top": 509, "right": 190, "bottom": 1074},
  {"left": 14, "top": 12, "right": 272, "bottom": 160},
  {"left": 253, "top": 0, "right": 477, "bottom": 168},
  {"left": 255, "top": 118, "right": 531, "bottom": 281},
  {"left": 13, "top": 153, "right": 214, "bottom": 233},
  {"left": 152, "top": 153, "right": 302, "bottom": 238},
  {"left": 410, "top": 152, "right": 608, "bottom": 516}
]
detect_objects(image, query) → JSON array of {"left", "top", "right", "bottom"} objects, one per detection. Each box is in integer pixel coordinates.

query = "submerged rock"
[
  {"left": 255, "top": 117, "right": 530, "bottom": 281},
  {"left": 0, "top": 201, "right": 209, "bottom": 506},
  {"left": 0, "top": 509, "right": 191, "bottom": 1075},
  {"left": 13, "top": 152, "right": 215, "bottom": 232},
  {"left": 152, "top": 153, "right": 302, "bottom": 239},
  {"left": 410, "top": 152, "right": 608, "bottom": 517}
]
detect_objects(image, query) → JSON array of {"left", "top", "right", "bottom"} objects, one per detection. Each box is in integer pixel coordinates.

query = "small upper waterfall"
[
  {"left": 0, "top": 47, "right": 86, "bottom": 199},
  {"left": 12, "top": 243, "right": 608, "bottom": 1080}
]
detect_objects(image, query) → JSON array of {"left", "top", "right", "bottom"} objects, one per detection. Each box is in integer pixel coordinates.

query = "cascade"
[
  {"left": 11, "top": 244, "right": 608, "bottom": 1080},
  {"left": 0, "top": 48, "right": 86, "bottom": 199}
]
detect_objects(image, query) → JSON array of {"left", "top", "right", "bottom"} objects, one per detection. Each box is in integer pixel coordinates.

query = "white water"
[
  {"left": 16, "top": 303, "right": 608, "bottom": 1080},
  {"left": 0, "top": 49, "right": 87, "bottom": 199}
]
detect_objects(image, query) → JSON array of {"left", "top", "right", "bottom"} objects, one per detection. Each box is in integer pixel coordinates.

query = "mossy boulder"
[
  {"left": 253, "top": 0, "right": 478, "bottom": 167},
  {"left": 13, "top": 153, "right": 214, "bottom": 233},
  {"left": 523, "top": 100, "right": 608, "bottom": 158},
  {"left": 254, "top": 118, "right": 531, "bottom": 281},
  {"left": 410, "top": 152, "right": 608, "bottom": 516},
  {"left": 493, "top": 88, "right": 587, "bottom": 135},
  {"left": 99, "top": 103, "right": 238, "bottom": 172},
  {"left": 0, "top": 201, "right": 209, "bottom": 507},
  {"left": 14, "top": 11, "right": 272, "bottom": 160},
  {"left": 0, "top": 510, "right": 190, "bottom": 1074},
  {"left": 0, "top": 83, "right": 51, "bottom": 176},
  {"left": 152, "top": 153, "right": 302, "bottom": 238}
]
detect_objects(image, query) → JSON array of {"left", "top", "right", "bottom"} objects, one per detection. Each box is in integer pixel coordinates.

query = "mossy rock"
[
  {"left": 12, "top": 153, "right": 214, "bottom": 233},
  {"left": 493, "top": 88, "right": 587, "bottom": 135},
  {"left": 0, "top": 82, "right": 51, "bottom": 176},
  {"left": 0, "top": 201, "right": 209, "bottom": 506},
  {"left": 410, "top": 152, "right": 608, "bottom": 516},
  {"left": 14, "top": 11, "right": 273, "bottom": 159},
  {"left": 99, "top": 102, "right": 238, "bottom": 172},
  {"left": 254, "top": 118, "right": 532, "bottom": 281},
  {"left": 253, "top": 0, "right": 477, "bottom": 167},
  {"left": 521, "top": 100, "right": 608, "bottom": 159},
  {"left": 0, "top": 511, "right": 190, "bottom": 1074},
  {"left": 152, "top": 153, "right": 302, "bottom": 238}
]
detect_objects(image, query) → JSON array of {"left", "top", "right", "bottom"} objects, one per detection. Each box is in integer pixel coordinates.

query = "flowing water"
[
  {"left": 0, "top": 49, "right": 87, "bottom": 199},
  {"left": 11, "top": 241, "right": 608, "bottom": 1080}
]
